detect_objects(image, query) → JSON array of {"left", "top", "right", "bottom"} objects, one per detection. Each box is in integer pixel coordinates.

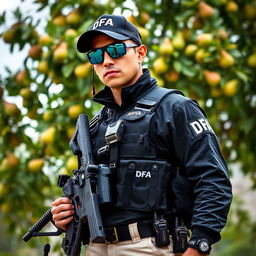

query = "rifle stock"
[{"left": 22, "top": 208, "right": 62, "bottom": 242}]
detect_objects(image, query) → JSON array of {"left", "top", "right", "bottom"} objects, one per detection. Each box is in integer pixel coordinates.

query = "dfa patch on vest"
[
  {"left": 124, "top": 110, "right": 145, "bottom": 121},
  {"left": 189, "top": 118, "right": 215, "bottom": 137}
]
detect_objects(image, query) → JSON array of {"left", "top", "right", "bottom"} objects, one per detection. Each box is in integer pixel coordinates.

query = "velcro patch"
[{"left": 124, "top": 111, "right": 145, "bottom": 121}]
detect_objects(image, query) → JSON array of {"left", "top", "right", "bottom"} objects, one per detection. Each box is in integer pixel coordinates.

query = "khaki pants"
[{"left": 86, "top": 223, "right": 182, "bottom": 256}]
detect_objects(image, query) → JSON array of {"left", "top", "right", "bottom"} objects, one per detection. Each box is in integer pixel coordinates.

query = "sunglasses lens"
[
  {"left": 107, "top": 44, "right": 126, "bottom": 59},
  {"left": 87, "top": 43, "right": 130, "bottom": 64},
  {"left": 88, "top": 48, "right": 103, "bottom": 64}
]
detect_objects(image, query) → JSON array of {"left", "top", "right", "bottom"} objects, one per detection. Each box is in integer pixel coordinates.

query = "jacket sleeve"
[{"left": 154, "top": 94, "right": 232, "bottom": 243}]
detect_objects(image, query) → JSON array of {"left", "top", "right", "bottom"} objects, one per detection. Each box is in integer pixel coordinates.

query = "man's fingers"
[
  {"left": 51, "top": 197, "right": 72, "bottom": 207},
  {"left": 52, "top": 209, "right": 74, "bottom": 221},
  {"left": 54, "top": 216, "right": 74, "bottom": 231},
  {"left": 51, "top": 203, "right": 74, "bottom": 215},
  {"left": 51, "top": 197, "right": 75, "bottom": 231}
]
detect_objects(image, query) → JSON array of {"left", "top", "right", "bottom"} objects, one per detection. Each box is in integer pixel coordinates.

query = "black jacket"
[{"left": 92, "top": 69, "right": 232, "bottom": 243}]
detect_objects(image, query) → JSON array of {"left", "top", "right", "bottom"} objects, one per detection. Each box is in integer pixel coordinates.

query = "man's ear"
[
  {"left": 93, "top": 65, "right": 98, "bottom": 75},
  {"left": 137, "top": 45, "right": 147, "bottom": 63}
]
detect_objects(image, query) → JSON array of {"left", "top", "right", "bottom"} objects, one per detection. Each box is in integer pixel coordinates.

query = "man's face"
[{"left": 90, "top": 34, "right": 146, "bottom": 90}]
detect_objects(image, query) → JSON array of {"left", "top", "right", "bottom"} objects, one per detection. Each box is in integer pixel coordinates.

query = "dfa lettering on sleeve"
[{"left": 189, "top": 118, "right": 215, "bottom": 137}]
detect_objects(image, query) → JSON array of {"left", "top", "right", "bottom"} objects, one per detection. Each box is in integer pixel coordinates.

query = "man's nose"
[{"left": 103, "top": 51, "right": 114, "bottom": 66}]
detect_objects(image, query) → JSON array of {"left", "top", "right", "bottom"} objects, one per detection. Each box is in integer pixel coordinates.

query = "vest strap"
[
  {"left": 89, "top": 106, "right": 107, "bottom": 129},
  {"left": 135, "top": 86, "right": 184, "bottom": 113}
]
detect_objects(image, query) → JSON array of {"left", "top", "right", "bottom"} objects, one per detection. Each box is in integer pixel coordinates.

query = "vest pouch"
[{"left": 116, "top": 159, "right": 172, "bottom": 211}]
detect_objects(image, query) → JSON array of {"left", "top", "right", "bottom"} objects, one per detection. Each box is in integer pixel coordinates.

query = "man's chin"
[{"left": 105, "top": 80, "right": 125, "bottom": 89}]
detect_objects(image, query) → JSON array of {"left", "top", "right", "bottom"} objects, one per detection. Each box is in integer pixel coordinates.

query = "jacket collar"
[{"left": 92, "top": 69, "right": 157, "bottom": 110}]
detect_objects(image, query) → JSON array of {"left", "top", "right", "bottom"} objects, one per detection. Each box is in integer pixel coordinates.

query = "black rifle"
[{"left": 23, "top": 114, "right": 112, "bottom": 255}]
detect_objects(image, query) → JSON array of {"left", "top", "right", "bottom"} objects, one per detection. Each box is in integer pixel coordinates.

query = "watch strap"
[{"left": 187, "top": 239, "right": 197, "bottom": 248}]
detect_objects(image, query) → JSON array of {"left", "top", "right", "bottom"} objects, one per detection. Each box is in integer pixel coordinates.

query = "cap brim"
[{"left": 77, "top": 30, "right": 130, "bottom": 53}]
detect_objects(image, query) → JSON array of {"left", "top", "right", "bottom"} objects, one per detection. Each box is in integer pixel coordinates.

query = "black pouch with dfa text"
[{"left": 116, "top": 159, "right": 172, "bottom": 211}]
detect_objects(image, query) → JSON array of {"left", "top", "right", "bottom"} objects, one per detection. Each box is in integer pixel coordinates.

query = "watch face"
[{"left": 199, "top": 240, "right": 210, "bottom": 253}]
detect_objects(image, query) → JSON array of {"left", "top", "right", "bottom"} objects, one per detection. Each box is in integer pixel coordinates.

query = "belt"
[{"left": 104, "top": 221, "right": 154, "bottom": 243}]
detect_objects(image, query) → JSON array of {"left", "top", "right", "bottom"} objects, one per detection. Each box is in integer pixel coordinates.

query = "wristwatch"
[{"left": 188, "top": 238, "right": 211, "bottom": 255}]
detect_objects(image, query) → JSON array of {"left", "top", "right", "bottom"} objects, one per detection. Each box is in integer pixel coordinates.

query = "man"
[{"left": 51, "top": 14, "right": 232, "bottom": 256}]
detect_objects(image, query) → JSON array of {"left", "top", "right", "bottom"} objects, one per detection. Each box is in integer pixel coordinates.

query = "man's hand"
[
  {"left": 51, "top": 197, "right": 74, "bottom": 231},
  {"left": 183, "top": 247, "right": 207, "bottom": 256}
]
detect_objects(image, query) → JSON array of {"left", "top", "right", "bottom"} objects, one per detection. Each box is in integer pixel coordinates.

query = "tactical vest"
[{"left": 90, "top": 85, "right": 184, "bottom": 212}]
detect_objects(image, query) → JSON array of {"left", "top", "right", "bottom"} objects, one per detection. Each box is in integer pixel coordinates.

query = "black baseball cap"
[{"left": 77, "top": 14, "right": 142, "bottom": 53}]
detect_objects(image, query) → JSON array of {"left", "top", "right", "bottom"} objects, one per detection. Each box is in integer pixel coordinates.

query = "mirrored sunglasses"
[{"left": 87, "top": 42, "right": 138, "bottom": 64}]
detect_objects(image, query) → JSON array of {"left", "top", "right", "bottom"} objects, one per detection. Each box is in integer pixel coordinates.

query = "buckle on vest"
[
  {"left": 97, "top": 145, "right": 110, "bottom": 157},
  {"left": 105, "top": 119, "right": 124, "bottom": 144}
]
